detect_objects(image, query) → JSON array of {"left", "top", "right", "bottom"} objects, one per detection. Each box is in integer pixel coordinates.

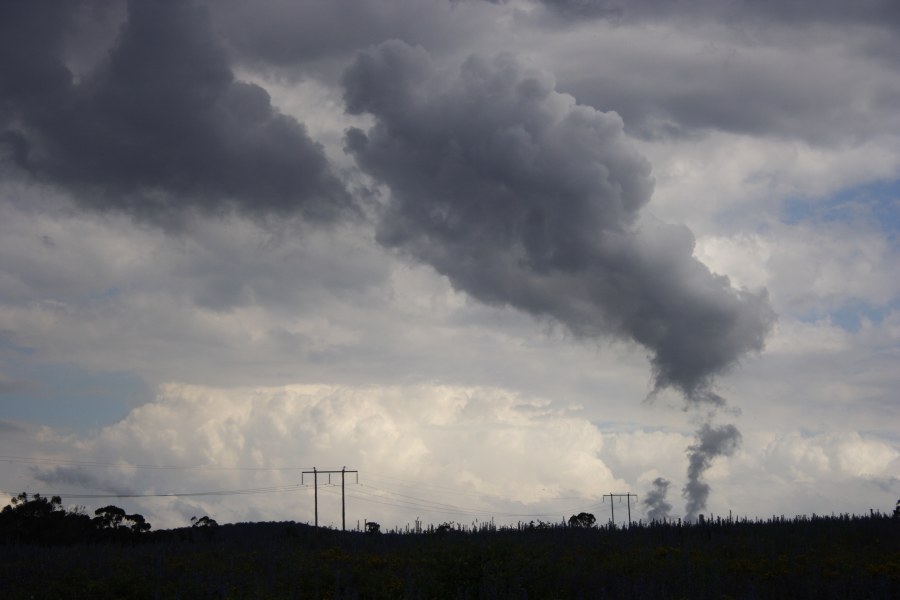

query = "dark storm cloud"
[
  {"left": 343, "top": 41, "right": 775, "bottom": 401},
  {"left": 537, "top": 0, "right": 900, "bottom": 27},
  {"left": 536, "top": 0, "right": 622, "bottom": 19},
  {"left": 0, "top": 372, "right": 35, "bottom": 395},
  {"left": 533, "top": 1, "right": 900, "bottom": 143},
  {"left": 683, "top": 423, "right": 741, "bottom": 521},
  {"left": 558, "top": 51, "right": 894, "bottom": 144},
  {"left": 33, "top": 466, "right": 135, "bottom": 496},
  {"left": 0, "top": 420, "right": 25, "bottom": 434},
  {"left": 207, "top": 0, "right": 494, "bottom": 74},
  {"left": 642, "top": 477, "right": 672, "bottom": 521},
  {"left": 0, "top": 2, "right": 74, "bottom": 121},
  {"left": 0, "top": 0, "right": 350, "bottom": 223}
]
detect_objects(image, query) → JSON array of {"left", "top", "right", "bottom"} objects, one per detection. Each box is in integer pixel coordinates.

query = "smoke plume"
[
  {"left": 343, "top": 43, "right": 772, "bottom": 518},
  {"left": 642, "top": 477, "right": 672, "bottom": 521},
  {"left": 342, "top": 41, "right": 775, "bottom": 403},
  {"left": 683, "top": 423, "right": 741, "bottom": 521}
]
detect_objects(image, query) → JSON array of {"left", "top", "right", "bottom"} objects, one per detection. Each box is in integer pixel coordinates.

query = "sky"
[{"left": 1, "top": 0, "right": 898, "bottom": 530}]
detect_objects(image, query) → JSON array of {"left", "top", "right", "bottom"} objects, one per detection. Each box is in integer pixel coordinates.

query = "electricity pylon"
[
  {"left": 301, "top": 467, "right": 358, "bottom": 531},
  {"left": 603, "top": 493, "right": 638, "bottom": 527}
]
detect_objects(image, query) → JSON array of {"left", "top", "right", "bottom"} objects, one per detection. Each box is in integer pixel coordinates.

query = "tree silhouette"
[
  {"left": 366, "top": 521, "right": 381, "bottom": 534},
  {"left": 568, "top": 512, "right": 596, "bottom": 528},
  {"left": 893, "top": 499, "right": 900, "bottom": 519},
  {"left": 5, "top": 492, "right": 63, "bottom": 516},
  {"left": 124, "top": 512, "right": 151, "bottom": 533},
  {"left": 93, "top": 505, "right": 127, "bottom": 529},
  {"left": 0, "top": 492, "right": 91, "bottom": 543},
  {"left": 93, "top": 504, "right": 151, "bottom": 537},
  {"left": 191, "top": 515, "right": 219, "bottom": 528}
]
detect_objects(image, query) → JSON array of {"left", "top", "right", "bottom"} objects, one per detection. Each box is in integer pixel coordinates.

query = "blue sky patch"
[
  {"left": 782, "top": 179, "right": 900, "bottom": 238},
  {"left": 0, "top": 360, "right": 151, "bottom": 431},
  {"left": 797, "top": 298, "right": 899, "bottom": 333}
]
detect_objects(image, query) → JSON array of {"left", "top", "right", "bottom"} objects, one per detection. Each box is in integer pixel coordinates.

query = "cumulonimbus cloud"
[{"left": 342, "top": 40, "right": 775, "bottom": 403}]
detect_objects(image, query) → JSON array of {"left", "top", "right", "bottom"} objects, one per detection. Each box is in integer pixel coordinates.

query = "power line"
[
  {"left": 340, "top": 483, "right": 601, "bottom": 520},
  {"left": 328, "top": 486, "right": 485, "bottom": 518},
  {"left": 357, "top": 483, "right": 486, "bottom": 514},
  {"left": 27, "top": 484, "right": 307, "bottom": 500},
  {"left": 362, "top": 473, "right": 500, "bottom": 499},
  {"left": 302, "top": 467, "right": 358, "bottom": 531},
  {"left": 603, "top": 493, "right": 638, "bottom": 525},
  {"left": 362, "top": 474, "right": 594, "bottom": 504},
  {"left": 0, "top": 455, "right": 315, "bottom": 472},
  {"left": 10, "top": 463, "right": 614, "bottom": 523}
]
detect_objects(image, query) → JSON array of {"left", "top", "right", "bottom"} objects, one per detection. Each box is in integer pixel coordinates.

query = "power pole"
[
  {"left": 302, "top": 467, "right": 359, "bottom": 531},
  {"left": 603, "top": 493, "right": 638, "bottom": 527}
]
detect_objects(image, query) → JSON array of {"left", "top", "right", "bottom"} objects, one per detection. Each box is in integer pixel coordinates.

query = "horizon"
[{"left": 6, "top": 485, "right": 897, "bottom": 534}]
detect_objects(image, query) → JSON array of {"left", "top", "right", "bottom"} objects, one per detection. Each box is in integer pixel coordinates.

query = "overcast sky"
[{"left": 1, "top": 0, "right": 898, "bottom": 530}]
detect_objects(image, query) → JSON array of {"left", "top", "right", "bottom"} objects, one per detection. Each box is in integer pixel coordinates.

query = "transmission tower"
[
  {"left": 301, "top": 467, "right": 358, "bottom": 531},
  {"left": 603, "top": 493, "right": 638, "bottom": 527}
]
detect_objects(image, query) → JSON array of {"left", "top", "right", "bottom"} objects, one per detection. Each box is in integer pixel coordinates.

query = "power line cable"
[
  {"left": 363, "top": 472, "right": 593, "bottom": 502},
  {"left": 0, "top": 455, "right": 315, "bottom": 472},
  {"left": 29, "top": 484, "right": 307, "bottom": 500},
  {"left": 358, "top": 480, "right": 601, "bottom": 516},
  {"left": 12, "top": 463, "right": 608, "bottom": 520},
  {"left": 330, "top": 482, "right": 602, "bottom": 520}
]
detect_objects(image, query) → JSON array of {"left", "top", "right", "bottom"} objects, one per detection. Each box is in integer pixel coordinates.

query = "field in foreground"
[{"left": 2, "top": 514, "right": 899, "bottom": 599}]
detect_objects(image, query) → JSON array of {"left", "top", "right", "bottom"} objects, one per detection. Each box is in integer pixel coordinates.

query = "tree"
[
  {"left": 568, "top": 512, "right": 597, "bottom": 528},
  {"left": 191, "top": 515, "right": 218, "bottom": 528},
  {"left": 189, "top": 515, "right": 218, "bottom": 541},
  {"left": 435, "top": 522, "right": 454, "bottom": 534},
  {"left": 0, "top": 492, "right": 91, "bottom": 543},
  {"left": 123, "top": 512, "right": 151, "bottom": 533},
  {"left": 93, "top": 505, "right": 127, "bottom": 530},
  {"left": 366, "top": 521, "right": 381, "bottom": 534},
  {"left": 894, "top": 499, "right": 900, "bottom": 519},
  {"left": 93, "top": 505, "right": 151, "bottom": 536},
  {"left": 4, "top": 492, "right": 63, "bottom": 518}
]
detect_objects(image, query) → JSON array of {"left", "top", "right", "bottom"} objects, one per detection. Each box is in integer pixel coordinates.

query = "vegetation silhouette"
[
  {"left": 190, "top": 515, "right": 219, "bottom": 529},
  {"left": 1, "top": 493, "right": 899, "bottom": 598},
  {"left": 568, "top": 512, "right": 597, "bottom": 528},
  {"left": 93, "top": 505, "right": 152, "bottom": 536},
  {"left": 0, "top": 492, "right": 151, "bottom": 545},
  {"left": 365, "top": 521, "right": 381, "bottom": 534}
]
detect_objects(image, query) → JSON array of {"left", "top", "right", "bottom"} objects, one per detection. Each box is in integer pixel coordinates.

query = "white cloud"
[
  {"left": 696, "top": 220, "right": 900, "bottom": 315},
  {"left": 0, "top": 196, "right": 662, "bottom": 415},
  {"left": 4, "top": 379, "right": 898, "bottom": 528},
  {"left": 636, "top": 132, "right": 900, "bottom": 236},
  {"left": 8, "top": 383, "right": 624, "bottom": 529},
  {"left": 758, "top": 431, "right": 899, "bottom": 480}
]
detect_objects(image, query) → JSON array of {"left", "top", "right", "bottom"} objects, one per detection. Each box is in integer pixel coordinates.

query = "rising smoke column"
[
  {"left": 683, "top": 424, "right": 741, "bottom": 521},
  {"left": 342, "top": 40, "right": 775, "bottom": 514},
  {"left": 643, "top": 477, "right": 673, "bottom": 522}
]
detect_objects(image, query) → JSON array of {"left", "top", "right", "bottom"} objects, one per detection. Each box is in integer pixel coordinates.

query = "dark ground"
[{"left": 2, "top": 514, "right": 899, "bottom": 599}]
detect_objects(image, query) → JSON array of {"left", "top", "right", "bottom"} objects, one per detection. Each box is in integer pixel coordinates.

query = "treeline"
[
  {"left": 0, "top": 493, "right": 153, "bottom": 544},
  {"left": 1, "top": 494, "right": 899, "bottom": 598},
  {"left": 0, "top": 492, "right": 219, "bottom": 545}
]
